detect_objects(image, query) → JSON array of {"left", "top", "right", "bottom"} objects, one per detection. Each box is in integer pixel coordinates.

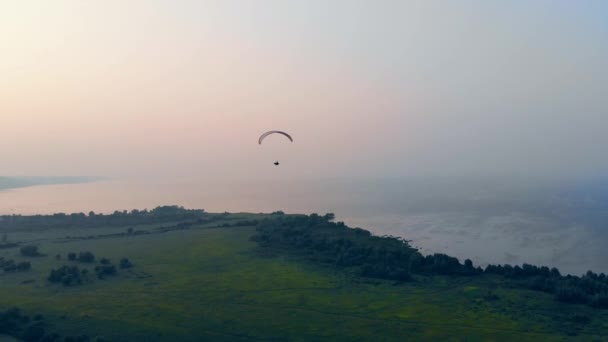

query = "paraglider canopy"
[
  {"left": 259, "top": 130, "right": 292, "bottom": 166},
  {"left": 258, "top": 131, "right": 293, "bottom": 145}
]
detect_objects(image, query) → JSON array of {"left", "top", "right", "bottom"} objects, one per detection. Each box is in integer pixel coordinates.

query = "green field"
[{"left": 1, "top": 213, "right": 607, "bottom": 341}]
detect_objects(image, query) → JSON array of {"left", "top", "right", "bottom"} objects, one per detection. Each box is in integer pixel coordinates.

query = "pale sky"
[{"left": 1, "top": 1, "right": 607, "bottom": 181}]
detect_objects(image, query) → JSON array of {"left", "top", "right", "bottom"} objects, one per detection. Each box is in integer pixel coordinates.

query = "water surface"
[{"left": 0, "top": 178, "right": 606, "bottom": 275}]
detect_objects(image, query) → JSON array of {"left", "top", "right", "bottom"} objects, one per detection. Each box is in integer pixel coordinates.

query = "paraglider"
[
  {"left": 259, "top": 130, "right": 292, "bottom": 166},
  {"left": 258, "top": 131, "right": 293, "bottom": 145}
]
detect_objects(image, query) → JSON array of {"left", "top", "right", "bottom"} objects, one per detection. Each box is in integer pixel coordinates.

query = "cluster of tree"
[
  {"left": 253, "top": 214, "right": 608, "bottom": 309},
  {"left": 484, "top": 265, "right": 608, "bottom": 308},
  {"left": 0, "top": 206, "right": 208, "bottom": 231},
  {"left": 48, "top": 266, "right": 89, "bottom": 286},
  {"left": 0, "top": 307, "right": 50, "bottom": 342},
  {"left": 0, "top": 306, "right": 101, "bottom": 342},
  {"left": 252, "top": 214, "right": 476, "bottom": 282},
  {"left": 20, "top": 245, "right": 42, "bottom": 257},
  {"left": 94, "top": 257, "right": 134, "bottom": 278},
  {"left": 53, "top": 256, "right": 132, "bottom": 283},
  {"left": 0, "top": 257, "right": 31, "bottom": 272}
]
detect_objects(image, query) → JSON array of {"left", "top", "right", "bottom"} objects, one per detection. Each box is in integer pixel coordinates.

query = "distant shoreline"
[{"left": 0, "top": 176, "right": 101, "bottom": 192}]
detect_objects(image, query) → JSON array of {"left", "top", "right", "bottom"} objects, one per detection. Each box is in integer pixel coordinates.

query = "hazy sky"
[{"left": 1, "top": 1, "right": 607, "bottom": 181}]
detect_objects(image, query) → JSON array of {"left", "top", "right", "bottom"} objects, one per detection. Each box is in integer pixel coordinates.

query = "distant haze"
[{"left": 1, "top": 1, "right": 607, "bottom": 182}]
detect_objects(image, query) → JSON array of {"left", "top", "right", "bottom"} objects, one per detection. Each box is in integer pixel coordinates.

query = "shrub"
[
  {"left": 78, "top": 252, "right": 95, "bottom": 263},
  {"left": 20, "top": 245, "right": 40, "bottom": 257},
  {"left": 119, "top": 258, "right": 133, "bottom": 269},
  {"left": 16, "top": 261, "right": 31, "bottom": 271},
  {"left": 48, "top": 265, "right": 85, "bottom": 286},
  {"left": 95, "top": 265, "right": 117, "bottom": 279}
]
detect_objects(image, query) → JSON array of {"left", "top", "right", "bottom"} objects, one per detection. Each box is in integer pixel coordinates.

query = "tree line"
[
  {"left": 0, "top": 206, "right": 208, "bottom": 231},
  {"left": 252, "top": 214, "right": 608, "bottom": 309}
]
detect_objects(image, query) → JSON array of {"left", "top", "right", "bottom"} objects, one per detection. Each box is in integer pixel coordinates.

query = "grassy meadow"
[{"left": 0, "top": 212, "right": 607, "bottom": 341}]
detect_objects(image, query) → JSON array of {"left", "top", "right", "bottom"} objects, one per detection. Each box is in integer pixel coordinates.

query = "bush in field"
[
  {"left": 78, "top": 251, "right": 95, "bottom": 263},
  {"left": 20, "top": 245, "right": 40, "bottom": 257},
  {"left": 67, "top": 252, "right": 77, "bottom": 261},
  {"left": 0, "top": 258, "right": 31, "bottom": 273},
  {"left": 17, "top": 261, "right": 31, "bottom": 271},
  {"left": 48, "top": 265, "right": 87, "bottom": 286},
  {"left": 2, "top": 260, "right": 17, "bottom": 272},
  {"left": 119, "top": 258, "right": 133, "bottom": 269},
  {"left": 100, "top": 258, "right": 111, "bottom": 265},
  {"left": 95, "top": 265, "right": 117, "bottom": 279}
]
